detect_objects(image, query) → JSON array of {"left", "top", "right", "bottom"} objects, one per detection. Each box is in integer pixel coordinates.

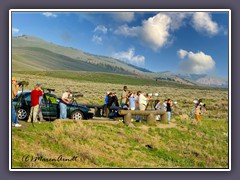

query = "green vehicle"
[{"left": 13, "top": 91, "right": 94, "bottom": 121}]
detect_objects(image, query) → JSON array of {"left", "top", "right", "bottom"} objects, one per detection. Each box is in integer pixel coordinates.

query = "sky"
[{"left": 11, "top": 10, "right": 229, "bottom": 78}]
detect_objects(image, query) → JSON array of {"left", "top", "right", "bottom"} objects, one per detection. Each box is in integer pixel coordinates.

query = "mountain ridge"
[{"left": 12, "top": 35, "right": 228, "bottom": 88}]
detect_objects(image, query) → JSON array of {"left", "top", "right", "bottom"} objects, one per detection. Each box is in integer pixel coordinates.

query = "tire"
[
  {"left": 71, "top": 110, "right": 84, "bottom": 120},
  {"left": 16, "top": 108, "right": 28, "bottom": 120}
]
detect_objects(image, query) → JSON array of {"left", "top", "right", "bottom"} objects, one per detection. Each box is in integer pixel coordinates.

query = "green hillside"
[
  {"left": 12, "top": 47, "right": 129, "bottom": 73},
  {"left": 12, "top": 35, "right": 143, "bottom": 74}
]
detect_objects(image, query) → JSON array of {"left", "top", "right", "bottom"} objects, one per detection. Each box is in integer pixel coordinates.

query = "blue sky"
[{"left": 11, "top": 10, "right": 229, "bottom": 78}]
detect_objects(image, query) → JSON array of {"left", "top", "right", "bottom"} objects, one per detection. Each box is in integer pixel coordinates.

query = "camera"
[
  {"left": 42, "top": 87, "right": 55, "bottom": 93},
  {"left": 193, "top": 99, "right": 206, "bottom": 107},
  {"left": 17, "top": 81, "right": 29, "bottom": 87}
]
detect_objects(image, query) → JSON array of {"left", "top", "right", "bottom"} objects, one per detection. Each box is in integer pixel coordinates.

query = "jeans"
[
  {"left": 12, "top": 102, "right": 19, "bottom": 124},
  {"left": 60, "top": 102, "right": 67, "bottom": 119},
  {"left": 167, "top": 111, "right": 171, "bottom": 121}
]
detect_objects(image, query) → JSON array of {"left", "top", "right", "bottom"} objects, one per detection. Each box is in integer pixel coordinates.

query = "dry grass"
[{"left": 13, "top": 72, "right": 228, "bottom": 120}]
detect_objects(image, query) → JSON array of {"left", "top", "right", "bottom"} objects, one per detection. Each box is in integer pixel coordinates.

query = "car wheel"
[
  {"left": 71, "top": 110, "right": 84, "bottom": 120},
  {"left": 16, "top": 108, "right": 28, "bottom": 120}
]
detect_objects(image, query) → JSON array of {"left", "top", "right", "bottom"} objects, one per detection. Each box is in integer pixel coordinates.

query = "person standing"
[
  {"left": 128, "top": 92, "right": 137, "bottom": 110},
  {"left": 194, "top": 99, "right": 206, "bottom": 124},
  {"left": 139, "top": 91, "right": 152, "bottom": 111},
  {"left": 138, "top": 91, "right": 152, "bottom": 122},
  {"left": 102, "top": 92, "right": 110, "bottom": 117},
  {"left": 161, "top": 99, "right": 168, "bottom": 112},
  {"left": 111, "top": 92, "right": 119, "bottom": 107},
  {"left": 135, "top": 91, "right": 141, "bottom": 122},
  {"left": 120, "top": 86, "right": 128, "bottom": 107},
  {"left": 37, "top": 96, "right": 44, "bottom": 123},
  {"left": 11, "top": 77, "right": 21, "bottom": 127},
  {"left": 166, "top": 99, "right": 173, "bottom": 122},
  {"left": 59, "top": 89, "right": 71, "bottom": 119},
  {"left": 155, "top": 100, "right": 161, "bottom": 121},
  {"left": 28, "top": 83, "right": 43, "bottom": 123}
]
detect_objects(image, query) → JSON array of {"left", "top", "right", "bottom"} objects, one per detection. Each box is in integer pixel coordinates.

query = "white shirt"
[
  {"left": 138, "top": 94, "right": 147, "bottom": 105},
  {"left": 162, "top": 102, "right": 167, "bottom": 111}
]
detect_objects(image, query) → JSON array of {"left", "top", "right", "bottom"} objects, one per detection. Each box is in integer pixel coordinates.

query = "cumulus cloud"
[
  {"left": 113, "top": 12, "right": 135, "bottom": 22},
  {"left": 94, "top": 25, "right": 108, "bottom": 34},
  {"left": 191, "top": 12, "right": 219, "bottom": 36},
  {"left": 113, "top": 48, "right": 145, "bottom": 65},
  {"left": 92, "top": 35, "right": 103, "bottom": 44},
  {"left": 178, "top": 49, "right": 216, "bottom": 74},
  {"left": 12, "top": 28, "right": 20, "bottom": 35},
  {"left": 114, "top": 13, "right": 191, "bottom": 50},
  {"left": 114, "top": 13, "right": 173, "bottom": 50},
  {"left": 42, "top": 12, "right": 57, "bottom": 18},
  {"left": 140, "top": 13, "right": 172, "bottom": 50}
]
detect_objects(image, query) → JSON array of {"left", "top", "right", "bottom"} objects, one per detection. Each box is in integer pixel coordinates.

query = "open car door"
[{"left": 41, "top": 93, "right": 58, "bottom": 120}]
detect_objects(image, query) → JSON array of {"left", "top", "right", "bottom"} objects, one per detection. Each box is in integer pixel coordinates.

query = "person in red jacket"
[{"left": 27, "top": 83, "right": 43, "bottom": 123}]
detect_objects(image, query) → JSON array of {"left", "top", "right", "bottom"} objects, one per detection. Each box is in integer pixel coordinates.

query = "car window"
[
  {"left": 45, "top": 94, "right": 58, "bottom": 104},
  {"left": 25, "top": 94, "right": 31, "bottom": 101}
]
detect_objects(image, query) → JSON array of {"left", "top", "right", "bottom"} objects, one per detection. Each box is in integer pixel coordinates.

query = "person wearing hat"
[
  {"left": 27, "top": 83, "right": 43, "bottom": 123},
  {"left": 59, "top": 89, "right": 71, "bottom": 119},
  {"left": 120, "top": 85, "right": 128, "bottom": 107},
  {"left": 11, "top": 77, "right": 21, "bottom": 127}
]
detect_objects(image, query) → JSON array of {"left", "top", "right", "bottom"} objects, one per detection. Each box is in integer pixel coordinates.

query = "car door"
[{"left": 41, "top": 93, "right": 58, "bottom": 119}]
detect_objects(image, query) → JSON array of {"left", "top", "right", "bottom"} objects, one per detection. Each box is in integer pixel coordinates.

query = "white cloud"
[
  {"left": 114, "top": 13, "right": 190, "bottom": 50},
  {"left": 42, "top": 12, "right": 57, "bottom": 18},
  {"left": 113, "top": 48, "right": 145, "bottom": 65},
  {"left": 114, "top": 13, "right": 172, "bottom": 50},
  {"left": 12, "top": 28, "right": 20, "bottom": 35},
  {"left": 178, "top": 49, "right": 216, "bottom": 74},
  {"left": 177, "top": 49, "right": 188, "bottom": 59},
  {"left": 114, "top": 24, "right": 139, "bottom": 37},
  {"left": 140, "top": 13, "right": 172, "bottom": 50},
  {"left": 163, "top": 12, "right": 192, "bottom": 31},
  {"left": 92, "top": 35, "right": 103, "bottom": 44},
  {"left": 113, "top": 12, "right": 135, "bottom": 22},
  {"left": 191, "top": 12, "right": 219, "bottom": 36},
  {"left": 94, "top": 25, "right": 108, "bottom": 34}
]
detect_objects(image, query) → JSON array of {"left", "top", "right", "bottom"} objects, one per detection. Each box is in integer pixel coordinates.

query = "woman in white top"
[{"left": 138, "top": 91, "right": 152, "bottom": 111}]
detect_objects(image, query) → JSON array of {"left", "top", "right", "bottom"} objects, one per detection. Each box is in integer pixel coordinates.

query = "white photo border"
[{"left": 9, "top": 9, "right": 231, "bottom": 171}]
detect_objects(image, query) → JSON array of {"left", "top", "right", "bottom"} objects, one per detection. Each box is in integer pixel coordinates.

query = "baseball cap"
[
  {"left": 12, "top": 77, "right": 17, "bottom": 81},
  {"left": 36, "top": 83, "right": 41, "bottom": 87}
]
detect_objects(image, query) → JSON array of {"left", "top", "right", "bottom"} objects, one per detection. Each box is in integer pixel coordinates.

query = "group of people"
[
  {"left": 12, "top": 78, "right": 205, "bottom": 126},
  {"left": 11, "top": 77, "right": 75, "bottom": 127},
  {"left": 154, "top": 99, "right": 173, "bottom": 121},
  {"left": 102, "top": 85, "right": 174, "bottom": 122},
  {"left": 12, "top": 77, "right": 44, "bottom": 127}
]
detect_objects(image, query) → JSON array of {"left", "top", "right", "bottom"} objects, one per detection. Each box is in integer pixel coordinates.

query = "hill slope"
[{"left": 12, "top": 35, "right": 144, "bottom": 75}]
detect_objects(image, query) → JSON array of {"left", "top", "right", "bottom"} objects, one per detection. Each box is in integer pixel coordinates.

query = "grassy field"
[
  {"left": 12, "top": 119, "right": 228, "bottom": 168},
  {"left": 11, "top": 71, "right": 229, "bottom": 169}
]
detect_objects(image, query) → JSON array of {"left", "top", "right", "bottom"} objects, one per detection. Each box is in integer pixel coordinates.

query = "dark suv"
[{"left": 13, "top": 91, "right": 94, "bottom": 121}]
